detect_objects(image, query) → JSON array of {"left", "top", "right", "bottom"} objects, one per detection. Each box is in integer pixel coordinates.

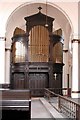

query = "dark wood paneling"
[
  {"left": 11, "top": 72, "right": 25, "bottom": 89},
  {"left": 11, "top": 62, "right": 29, "bottom": 89},
  {"left": 29, "top": 73, "right": 48, "bottom": 88},
  {"left": 0, "top": 84, "right": 10, "bottom": 89},
  {"left": 29, "top": 72, "right": 49, "bottom": 96},
  {"left": 24, "top": 9, "right": 54, "bottom": 33},
  {"left": 10, "top": 10, "right": 64, "bottom": 97}
]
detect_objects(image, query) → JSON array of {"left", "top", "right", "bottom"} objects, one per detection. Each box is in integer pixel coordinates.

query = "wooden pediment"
[{"left": 24, "top": 7, "right": 55, "bottom": 32}]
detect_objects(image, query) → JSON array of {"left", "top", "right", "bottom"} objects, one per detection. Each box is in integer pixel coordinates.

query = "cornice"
[{"left": 72, "top": 39, "right": 80, "bottom": 43}]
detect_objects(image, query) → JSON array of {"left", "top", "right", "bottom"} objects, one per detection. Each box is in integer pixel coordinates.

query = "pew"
[{"left": 0, "top": 89, "right": 31, "bottom": 120}]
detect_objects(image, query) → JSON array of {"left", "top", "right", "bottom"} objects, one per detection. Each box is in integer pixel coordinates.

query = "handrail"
[
  {"left": 48, "top": 88, "right": 71, "bottom": 97},
  {"left": 45, "top": 88, "right": 80, "bottom": 106},
  {"left": 44, "top": 88, "right": 80, "bottom": 120}
]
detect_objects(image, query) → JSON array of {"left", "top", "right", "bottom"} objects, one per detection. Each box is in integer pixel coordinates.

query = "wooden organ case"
[{"left": 10, "top": 8, "right": 64, "bottom": 96}]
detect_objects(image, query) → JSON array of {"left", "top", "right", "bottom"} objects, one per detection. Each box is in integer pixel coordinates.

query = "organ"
[{"left": 10, "top": 7, "right": 64, "bottom": 96}]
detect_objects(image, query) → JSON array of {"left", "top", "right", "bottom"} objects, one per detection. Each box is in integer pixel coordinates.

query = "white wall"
[{"left": 0, "top": 39, "right": 5, "bottom": 83}]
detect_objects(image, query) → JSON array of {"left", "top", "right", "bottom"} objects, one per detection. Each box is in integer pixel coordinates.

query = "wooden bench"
[{"left": 0, "top": 89, "right": 31, "bottom": 120}]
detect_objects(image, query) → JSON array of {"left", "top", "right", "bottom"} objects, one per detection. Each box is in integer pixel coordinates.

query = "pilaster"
[
  {"left": 5, "top": 48, "right": 11, "bottom": 83},
  {"left": 0, "top": 37, "right": 6, "bottom": 83},
  {"left": 71, "top": 39, "right": 80, "bottom": 98}
]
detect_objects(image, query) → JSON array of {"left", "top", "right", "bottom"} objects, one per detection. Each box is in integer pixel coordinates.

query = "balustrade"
[{"left": 44, "top": 88, "right": 80, "bottom": 120}]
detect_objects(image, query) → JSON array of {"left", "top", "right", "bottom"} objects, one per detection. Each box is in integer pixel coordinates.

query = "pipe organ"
[
  {"left": 29, "top": 25, "right": 49, "bottom": 62},
  {"left": 10, "top": 8, "right": 64, "bottom": 96}
]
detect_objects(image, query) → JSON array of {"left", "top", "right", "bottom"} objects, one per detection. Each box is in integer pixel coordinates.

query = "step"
[
  {"left": 40, "top": 97, "right": 68, "bottom": 119},
  {"left": 31, "top": 97, "right": 52, "bottom": 118}
]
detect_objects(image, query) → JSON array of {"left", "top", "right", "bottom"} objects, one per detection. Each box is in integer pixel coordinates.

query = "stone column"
[
  {"left": 5, "top": 48, "right": 11, "bottom": 83},
  {"left": 0, "top": 37, "right": 5, "bottom": 83},
  {"left": 71, "top": 39, "right": 80, "bottom": 98}
]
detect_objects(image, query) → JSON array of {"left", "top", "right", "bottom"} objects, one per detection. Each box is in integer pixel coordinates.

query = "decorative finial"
[{"left": 38, "top": 6, "right": 42, "bottom": 12}]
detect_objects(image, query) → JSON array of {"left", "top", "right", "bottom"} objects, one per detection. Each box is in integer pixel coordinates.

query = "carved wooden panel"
[
  {"left": 12, "top": 73, "right": 25, "bottom": 89},
  {"left": 29, "top": 73, "right": 48, "bottom": 89},
  {"left": 29, "top": 72, "right": 49, "bottom": 96}
]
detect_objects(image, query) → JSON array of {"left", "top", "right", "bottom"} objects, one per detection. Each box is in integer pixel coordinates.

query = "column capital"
[
  {"left": 63, "top": 49, "right": 68, "bottom": 53},
  {"left": 71, "top": 39, "right": 80, "bottom": 43},
  {"left": 0, "top": 37, "right": 6, "bottom": 41},
  {"left": 5, "top": 48, "right": 11, "bottom": 51}
]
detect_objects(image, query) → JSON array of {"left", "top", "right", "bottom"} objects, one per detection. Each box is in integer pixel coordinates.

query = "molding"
[
  {"left": 5, "top": 48, "right": 11, "bottom": 51},
  {"left": 72, "top": 39, "right": 80, "bottom": 43},
  {"left": 63, "top": 49, "right": 68, "bottom": 53},
  {"left": 72, "top": 91, "right": 80, "bottom": 93}
]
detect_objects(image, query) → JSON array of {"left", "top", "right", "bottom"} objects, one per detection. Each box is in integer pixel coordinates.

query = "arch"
[
  {"left": 4, "top": 1, "right": 74, "bottom": 90},
  {"left": 6, "top": 1, "right": 73, "bottom": 33},
  {"left": 5, "top": 1, "right": 73, "bottom": 51}
]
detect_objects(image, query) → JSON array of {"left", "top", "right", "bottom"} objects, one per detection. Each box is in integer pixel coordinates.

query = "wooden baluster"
[
  {"left": 58, "top": 96, "right": 61, "bottom": 112},
  {"left": 76, "top": 105, "right": 80, "bottom": 120}
]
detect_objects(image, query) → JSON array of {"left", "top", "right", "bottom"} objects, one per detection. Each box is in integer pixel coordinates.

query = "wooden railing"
[
  {"left": 48, "top": 88, "right": 71, "bottom": 97},
  {"left": 30, "top": 87, "right": 71, "bottom": 97},
  {"left": 44, "top": 88, "right": 80, "bottom": 120}
]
